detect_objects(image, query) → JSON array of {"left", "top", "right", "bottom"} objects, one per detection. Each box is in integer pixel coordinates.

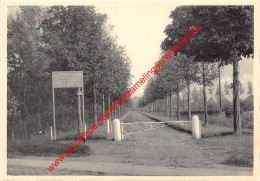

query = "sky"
[
  {"left": 91, "top": 2, "right": 254, "bottom": 98},
  {"left": 91, "top": 2, "right": 176, "bottom": 97}
]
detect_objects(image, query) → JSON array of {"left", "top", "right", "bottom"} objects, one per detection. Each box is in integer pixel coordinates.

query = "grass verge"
[
  {"left": 142, "top": 112, "right": 252, "bottom": 138},
  {"left": 223, "top": 154, "right": 253, "bottom": 167},
  {"left": 8, "top": 135, "right": 91, "bottom": 158}
]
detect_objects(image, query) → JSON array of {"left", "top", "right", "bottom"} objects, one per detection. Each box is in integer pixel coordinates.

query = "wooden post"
[
  {"left": 52, "top": 88, "right": 56, "bottom": 140},
  {"left": 82, "top": 77, "right": 85, "bottom": 130},
  {"left": 77, "top": 88, "right": 83, "bottom": 134},
  {"left": 93, "top": 83, "right": 97, "bottom": 124}
]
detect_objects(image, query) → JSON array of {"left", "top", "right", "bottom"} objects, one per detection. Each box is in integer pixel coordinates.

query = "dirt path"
[{"left": 7, "top": 111, "right": 252, "bottom": 176}]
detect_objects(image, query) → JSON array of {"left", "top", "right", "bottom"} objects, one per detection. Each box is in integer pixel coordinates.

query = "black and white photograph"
[{"left": 1, "top": 0, "right": 259, "bottom": 179}]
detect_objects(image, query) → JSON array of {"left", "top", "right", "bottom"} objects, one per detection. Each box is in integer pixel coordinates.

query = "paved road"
[
  {"left": 7, "top": 111, "right": 253, "bottom": 176},
  {"left": 8, "top": 158, "right": 251, "bottom": 176}
]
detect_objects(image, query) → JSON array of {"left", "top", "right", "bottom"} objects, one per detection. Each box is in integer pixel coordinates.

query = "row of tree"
[
  {"left": 138, "top": 6, "right": 253, "bottom": 135},
  {"left": 140, "top": 79, "right": 253, "bottom": 116},
  {"left": 7, "top": 6, "right": 131, "bottom": 140}
]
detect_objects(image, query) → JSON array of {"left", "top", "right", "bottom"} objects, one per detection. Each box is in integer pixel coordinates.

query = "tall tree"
[
  {"left": 162, "top": 6, "right": 253, "bottom": 134},
  {"left": 195, "top": 62, "right": 218, "bottom": 125},
  {"left": 215, "top": 84, "right": 225, "bottom": 109},
  {"left": 156, "top": 54, "right": 186, "bottom": 120},
  {"left": 8, "top": 7, "right": 50, "bottom": 138},
  {"left": 40, "top": 6, "right": 131, "bottom": 125},
  {"left": 176, "top": 54, "right": 199, "bottom": 120}
]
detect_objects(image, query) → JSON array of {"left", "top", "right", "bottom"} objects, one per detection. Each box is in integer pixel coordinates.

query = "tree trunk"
[
  {"left": 188, "top": 83, "right": 191, "bottom": 121},
  {"left": 233, "top": 58, "right": 241, "bottom": 135},
  {"left": 102, "top": 93, "right": 105, "bottom": 114},
  {"left": 93, "top": 83, "right": 97, "bottom": 124},
  {"left": 108, "top": 94, "right": 111, "bottom": 119},
  {"left": 153, "top": 100, "right": 156, "bottom": 114},
  {"left": 155, "top": 101, "right": 157, "bottom": 113},
  {"left": 24, "top": 121, "right": 27, "bottom": 139},
  {"left": 177, "top": 85, "right": 180, "bottom": 120},
  {"left": 219, "top": 66, "right": 222, "bottom": 110},
  {"left": 114, "top": 98, "right": 117, "bottom": 118},
  {"left": 182, "top": 91, "right": 185, "bottom": 111},
  {"left": 118, "top": 105, "right": 121, "bottom": 117},
  {"left": 164, "top": 96, "right": 168, "bottom": 117},
  {"left": 202, "top": 63, "right": 208, "bottom": 125},
  {"left": 24, "top": 90, "right": 28, "bottom": 139},
  {"left": 156, "top": 99, "right": 161, "bottom": 115},
  {"left": 159, "top": 99, "right": 161, "bottom": 114},
  {"left": 156, "top": 100, "right": 158, "bottom": 114},
  {"left": 169, "top": 92, "right": 172, "bottom": 118},
  {"left": 37, "top": 98, "right": 42, "bottom": 130}
]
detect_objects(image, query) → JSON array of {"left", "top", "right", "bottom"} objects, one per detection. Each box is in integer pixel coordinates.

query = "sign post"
[{"left": 52, "top": 71, "right": 84, "bottom": 140}]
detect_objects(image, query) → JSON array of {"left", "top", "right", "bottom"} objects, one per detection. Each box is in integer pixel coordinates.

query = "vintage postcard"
[{"left": 0, "top": 0, "right": 259, "bottom": 180}]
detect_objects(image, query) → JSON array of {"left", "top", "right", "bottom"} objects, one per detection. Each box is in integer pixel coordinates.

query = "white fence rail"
[{"left": 109, "top": 115, "right": 201, "bottom": 141}]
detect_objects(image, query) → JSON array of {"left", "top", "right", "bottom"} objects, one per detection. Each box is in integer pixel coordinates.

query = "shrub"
[
  {"left": 207, "top": 97, "right": 221, "bottom": 113},
  {"left": 241, "top": 111, "right": 253, "bottom": 129},
  {"left": 241, "top": 95, "right": 254, "bottom": 112}
]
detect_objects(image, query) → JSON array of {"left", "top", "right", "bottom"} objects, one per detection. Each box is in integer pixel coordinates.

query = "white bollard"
[
  {"left": 192, "top": 115, "right": 201, "bottom": 139},
  {"left": 113, "top": 119, "right": 122, "bottom": 141},
  {"left": 107, "top": 119, "right": 110, "bottom": 136},
  {"left": 84, "top": 123, "right": 87, "bottom": 133}
]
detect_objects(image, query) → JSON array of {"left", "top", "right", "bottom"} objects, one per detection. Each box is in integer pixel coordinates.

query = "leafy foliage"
[{"left": 7, "top": 6, "right": 131, "bottom": 140}]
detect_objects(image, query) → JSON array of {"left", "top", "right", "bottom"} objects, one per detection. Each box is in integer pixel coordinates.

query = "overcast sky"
[{"left": 92, "top": 2, "right": 176, "bottom": 97}]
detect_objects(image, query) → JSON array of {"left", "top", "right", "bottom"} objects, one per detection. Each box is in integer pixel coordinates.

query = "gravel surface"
[{"left": 7, "top": 111, "right": 253, "bottom": 176}]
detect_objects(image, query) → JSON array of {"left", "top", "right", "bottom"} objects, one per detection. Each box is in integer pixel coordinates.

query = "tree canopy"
[{"left": 7, "top": 6, "right": 131, "bottom": 139}]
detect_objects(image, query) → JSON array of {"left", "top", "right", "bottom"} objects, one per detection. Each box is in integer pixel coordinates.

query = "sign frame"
[{"left": 52, "top": 71, "right": 85, "bottom": 140}]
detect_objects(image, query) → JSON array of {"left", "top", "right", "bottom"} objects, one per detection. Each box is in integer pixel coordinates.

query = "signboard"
[
  {"left": 51, "top": 71, "right": 85, "bottom": 140},
  {"left": 52, "top": 71, "right": 83, "bottom": 88}
]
